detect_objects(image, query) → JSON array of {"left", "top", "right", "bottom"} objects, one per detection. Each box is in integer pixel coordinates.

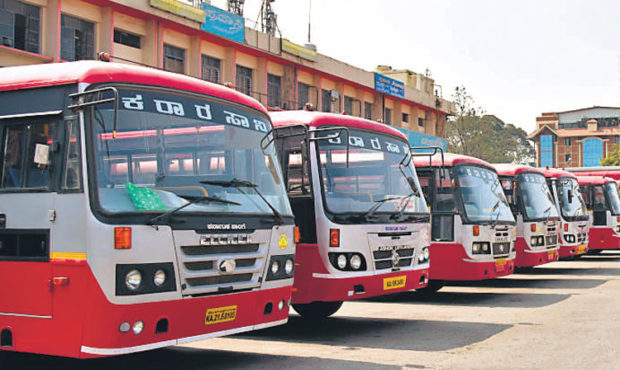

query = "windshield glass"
[
  {"left": 605, "top": 182, "right": 620, "bottom": 215},
  {"left": 88, "top": 86, "right": 291, "bottom": 219},
  {"left": 315, "top": 128, "right": 428, "bottom": 217},
  {"left": 556, "top": 177, "right": 587, "bottom": 219},
  {"left": 517, "top": 173, "right": 559, "bottom": 221},
  {"left": 454, "top": 165, "right": 514, "bottom": 223}
]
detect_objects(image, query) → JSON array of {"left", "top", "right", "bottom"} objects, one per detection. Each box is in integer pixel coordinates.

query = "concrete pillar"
[
  {"left": 282, "top": 64, "right": 295, "bottom": 110},
  {"left": 255, "top": 57, "right": 267, "bottom": 105},
  {"left": 187, "top": 35, "right": 201, "bottom": 78},
  {"left": 372, "top": 94, "right": 383, "bottom": 122},
  {"left": 99, "top": 7, "right": 113, "bottom": 56},
  {"left": 141, "top": 20, "right": 158, "bottom": 67},
  {"left": 43, "top": 0, "right": 61, "bottom": 61},
  {"left": 222, "top": 46, "right": 236, "bottom": 85}
]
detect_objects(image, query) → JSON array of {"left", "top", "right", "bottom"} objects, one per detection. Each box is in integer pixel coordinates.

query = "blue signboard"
[
  {"left": 395, "top": 127, "right": 447, "bottom": 151},
  {"left": 374, "top": 73, "right": 405, "bottom": 99},
  {"left": 201, "top": 3, "right": 245, "bottom": 43}
]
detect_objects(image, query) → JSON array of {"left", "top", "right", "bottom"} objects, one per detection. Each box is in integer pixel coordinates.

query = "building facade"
[
  {"left": 0, "top": 0, "right": 454, "bottom": 146},
  {"left": 528, "top": 106, "right": 620, "bottom": 168}
]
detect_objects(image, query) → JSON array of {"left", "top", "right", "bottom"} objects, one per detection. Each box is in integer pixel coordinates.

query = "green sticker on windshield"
[{"left": 126, "top": 182, "right": 167, "bottom": 211}]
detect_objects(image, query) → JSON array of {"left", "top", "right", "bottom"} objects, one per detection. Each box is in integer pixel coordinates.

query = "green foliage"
[
  {"left": 446, "top": 86, "right": 535, "bottom": 164},
  {"left": 601, "top": 144, "right": 620, "bottom": 166}
]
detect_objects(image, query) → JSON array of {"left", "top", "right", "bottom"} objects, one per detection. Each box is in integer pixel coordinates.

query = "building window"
[
  {"left": 0, "top": 0, "right": 40, "bottom": 53},
  {"left": 113, "top": 29, "right": 140, "bottom": 49},
  {"left": 615, "top": 136, "right": 620, "bottom": 144},
  {"left": 298, "top": 82, "right": 310, "bottom": 109},
  {"left": 565, "top": 154, "right": 572, "bottom": 163},
  {"left": 322, "top": 89, "right": 331, "bottom": 112},
  {"left": 418, "top": 117, "right": 424, "bottom": 127},
  {"left": 163, "top": 44, "right": 185, "bottom": 74},
  {"left": 384, "top": 108, "right": 392, "bottom": 125},
  {"left": 364, "top": 102, "right": 372, "bottom": 120},
  {"left": 583, "top": 138, "right": 603, "bottom": 167},
  {"left": 402, "top": 113, "right": 409, "bottom": 123},
  {"left": 540, "top": 135, "right": 554, "bottom": 167},
  {"left": 201, "top": 55, "right": 220, "bottom": 83},
  {"left": 61, "top": 14, "right": 94, "bottom": 61},
  {"left": 267, "top": 74, "right": 281, "bottom": 108},
  {"left": 565, "top": 138, "right": 572, "bottom": 146},
  {"left": 344, "top": 96, "right": 353, "bottom": 115},
  {"left": 236, "top": 65, "right": 253, "bottom": 96}
]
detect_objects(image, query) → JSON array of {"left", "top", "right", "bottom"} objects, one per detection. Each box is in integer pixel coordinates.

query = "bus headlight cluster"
[
  {"left": 472, "top": 242, "right": 491, "bottom": 254},
  {"left": 530, "top": 236, "right": 545, "bottom": 247},
  {"left": 418, "top": 247, "right": 430, "bottom": 263},
  {"left": 116, "top": 263, "right": 176, "bottom": 296},
  {"left": 266, "top": 254, "right": 295, "bottom": 281},
  {"left": 119, "top": 321, "right": 144, "bottom": 335},
  {"left": 328, "top": 253, "right": 367, "bottom": 271},
  {"left": 564, "top": 234, "right": 576, "bottom": 243}
]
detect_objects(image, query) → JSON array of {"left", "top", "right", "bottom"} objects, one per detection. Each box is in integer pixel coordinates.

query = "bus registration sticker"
[
  {"left": 205, "top": 305, "right": 237, "bottom": 325},
  {"left": 578, "top": 244, "right": 587, "bottom": 254},
  {"left": 495, "top": 258, "right": 507, "bottom": 272},
  {"left": 383, "top": 275, "right": 406, "bottom": 290}
]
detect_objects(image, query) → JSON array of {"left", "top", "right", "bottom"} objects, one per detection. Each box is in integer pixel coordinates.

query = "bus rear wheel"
[
  {"left": 292, "top": 301, "right": 343, "bottom": 319},
  {"left": 415, "top": 279, "right": 445, "bottom": 295}
]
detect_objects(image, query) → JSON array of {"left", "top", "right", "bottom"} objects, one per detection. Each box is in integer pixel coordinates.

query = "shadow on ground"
[
  {"left": 447, "top": 277, "right": 606, "bottom": 290},
  {"left": 240, "top": 315, "right": 511, "bottom": 352},
  {"left": 0, "top": 346, "right": 400, "bottom": 370}
]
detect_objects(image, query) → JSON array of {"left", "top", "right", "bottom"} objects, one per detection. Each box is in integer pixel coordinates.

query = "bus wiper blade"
[
  {"left": 490, "top": 199, "right": 501, "bottom": 229},
  {"left": 364, "top": 196, "right": 403, "bottom": 220},
  {"left": 148, "top": 195, "right": 240, "bottom": 225},
  {"left": 201, "top": 178, "right": 285, "bottom": 224},
  {"left": 390, "top": 193, "right": 416, "bottom": 221}
]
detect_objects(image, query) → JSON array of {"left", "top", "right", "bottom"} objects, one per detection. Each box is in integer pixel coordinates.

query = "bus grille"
[
  {"left": 372, "top": 248, "right": 414, "bottom": 270},
  {"left": 492, "top": 242, "right": 511, "bottom": 256},
  {"left": 545, "top": 235, "right": 558, "bottom": 247},
  {"left": 177, "top": 234, "right": 267, "bottom": 296}
]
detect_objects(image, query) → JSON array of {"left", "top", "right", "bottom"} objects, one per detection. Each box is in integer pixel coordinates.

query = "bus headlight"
[
  {"left": 472, "top": 242, "right": 491, "bottom": 254},
  {"left": 132, "top": 320, "right": 144, "bottom": 335},
  {"left": 284, "top": 259, "right": 294, "bottom": 275},
  {"left": 153, "top": 269, "right": 166, "bottom": 287},
  {"left": 350, "top": 255, "right": 362, "bottom": 270},
  {"left": 271, "top": 260, "right": 280, "bottom": 275},
  {"left": 423, "top": 247, "right": 430, "bottom": 260},
  {"left": 337, "top": 254, "right": 347, "bottom": 269},
  {"left": 125, "top": 269, "right": 142, "bottom": 291}
]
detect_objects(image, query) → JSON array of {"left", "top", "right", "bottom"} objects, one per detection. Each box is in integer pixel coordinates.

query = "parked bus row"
[{"left": 0, "top": 62, "right": 618, "bottom": 360}]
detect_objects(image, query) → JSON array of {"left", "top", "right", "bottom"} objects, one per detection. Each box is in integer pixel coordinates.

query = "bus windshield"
[
  {"left": 454, "top": 165, "right": 514, "bottom": 224},
  {"left": 87, "top": 86, "right": 291, "bottom": 220},
  {"left": 315, "top": 128, "right": 428, "bottom": 220},
  {"left": 605, "top": 182, "right": 620, "bottom": 215},
  {"left": 556, "top": 178, "right": 587, "bottom": 219},
  {"left": 517, "top": 173, "right": 559, "bottom": 221}
]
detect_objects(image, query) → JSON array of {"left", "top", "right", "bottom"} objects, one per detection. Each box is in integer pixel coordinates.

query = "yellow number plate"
[
  {"left": 548, "top": 250, "right": 555, "bottom": 259},
  {"left": 205, "top": 305, "right": 237, "bottom": 325},
  {"left": 383, "top": 275, "right": 407, "bottom": 290},
  {"left": 578, "top": 244, "right": 586, "bottom": 253},
  {"left": 495, "top": 258, "right": 507, "bottom": 272}
]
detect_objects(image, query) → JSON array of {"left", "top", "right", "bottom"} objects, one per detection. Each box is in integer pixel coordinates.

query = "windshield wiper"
[
  {"left": 543, "top": 206, "right": 552, "bottom": 225},
  {"left": 148, "top": 195, "right": 240, "bottom": 225},
  {"left": 200, "top": 178, "right": 285, "bottom": 224},
  {"left": 390, "top": 192, "right": 416, "bottom": 221},
  {"left": 490, "top": 199, "right": 501, "bottom": 229},
  {"left": 363, "top": 196, "right": 403, "bottom": 220}
]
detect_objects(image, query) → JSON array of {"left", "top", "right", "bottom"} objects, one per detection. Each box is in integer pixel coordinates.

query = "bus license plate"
[
  {"left": 383, "top": 275, "right": 407, "bottom": 290},
  {"left": 495, "top": 258, "right": 507, "bottom": 272},
  {"left": 578, "top": 244, "right": 586, "bottom": 254},
  {"left": 547, "top": 250, "right": 555, "bottom": 259},
  {"left": 205, "top": 305, "right": 237, "bottom": 325}
]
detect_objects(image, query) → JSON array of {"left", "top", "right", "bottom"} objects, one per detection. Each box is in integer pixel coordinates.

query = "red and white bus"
[
  {"left": 413, "top": 153, "right": 516, "bottom": 293},
  {"left": 0, "top": 62, "right": 295, "bottom": 358},
  {"left": 576, "top": 176, "right": 620, "bottom": 252},
  {"left": 540, "top": 168, "right": 589, "bottom": 258},
  {"left": 268, "top": 111, "right": 430, "bottom": 318},
  {"left": 493, "top": 164, "right": 560, "bottom": 268},
  {"left": 566, "top": 166, "right": 620, "bottom": 181}
]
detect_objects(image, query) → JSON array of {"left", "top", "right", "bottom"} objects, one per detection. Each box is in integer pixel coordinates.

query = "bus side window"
[
  {"left": 286, "top": 150, "right": 310, "bottom": 195},
  {"left": 62, "top": 119, "right": 82, "bottom": 191},
  {"left": 1, "top": 120, "right": 57, "bottom": 190},
  {"left": 435, "top": 168, "right": 456, "bottom": 212},
  {"left": 579, "top": 186, "right": 591, "bottom": 209}
]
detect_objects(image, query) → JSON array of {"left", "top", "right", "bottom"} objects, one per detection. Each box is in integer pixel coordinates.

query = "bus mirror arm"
[
  {"left": 308, "top": 126, "right": 351, "bottom": 168},
  {"left": 410, "top": 146, "right": 445, "bottom": 179},
  {"left": 68, "top": 86, "right": 119, "bottom": 138},
  {"left": 260, "top": 124, "right": 309, "bottom": 153}
]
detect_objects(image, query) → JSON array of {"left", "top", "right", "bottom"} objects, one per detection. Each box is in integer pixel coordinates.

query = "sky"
[{"left": 210, "top": 0, "right": 620, "bottom": 133}]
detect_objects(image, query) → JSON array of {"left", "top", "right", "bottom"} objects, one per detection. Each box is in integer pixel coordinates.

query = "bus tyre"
[
  {"left": 292, "top": 301, "right": 343, "bottom": 319},
  {"left": 415, "top": 279, "right": 445, "bottom": 295}
]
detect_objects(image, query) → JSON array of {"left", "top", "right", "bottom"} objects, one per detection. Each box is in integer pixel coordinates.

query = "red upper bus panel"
[
  {"left": 0, "top": 61, "right": 267, "bottom": 115},
  {"left": 412, "top": 152, "right": 492, "bottom": 169},
  {"left": 539, "top": 167, "right": 578, "bottom": 180},
  {"left": 493, "top": 163, "right": 546, "bottom": 177},
  {"left": 269, "top": 110, "right": 409, "bottom": 141},
  {"left": 575, "top": 176, "right": 616, "bottom": 186}
]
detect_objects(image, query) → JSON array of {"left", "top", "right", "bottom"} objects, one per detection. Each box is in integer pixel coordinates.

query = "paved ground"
[{"left": 4, "top": 251, "right": 620, "bottom": 369}]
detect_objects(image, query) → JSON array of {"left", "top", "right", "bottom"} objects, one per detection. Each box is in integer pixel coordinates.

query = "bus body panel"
[{"left": 576, "top": 176, "right": 620, "bottom": 251}]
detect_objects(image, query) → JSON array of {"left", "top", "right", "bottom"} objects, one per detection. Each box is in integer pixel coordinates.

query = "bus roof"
[
  {"left": 412, "top": 152, "right": 492, "bottom": 169},
  {"left": 0, "top": 61, "right": 267, "bottom": 114},
  {"left": 492, "top": 163, "right": 545, "bottom": 177},
  {"left": 269, "top": 110, "right": 409, "bottom": 141},
  {"left": 539, "top": 167, "right": 578, "bottom": 180},
  {"left": 565, "top": 167, "right": 620, "bottom": 180},
  {"left": 575, "top": 176, "right": 616, "bottom": 186}
]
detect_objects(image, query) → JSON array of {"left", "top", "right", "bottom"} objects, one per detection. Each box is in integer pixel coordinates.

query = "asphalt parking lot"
[{"left": 5, "top": 251, "right": 620, "bottom": 369}]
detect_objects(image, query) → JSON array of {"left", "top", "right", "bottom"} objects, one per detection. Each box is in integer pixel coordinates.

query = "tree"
[
  {"left": 601, "top": 144, "right": 620, "bottom": 166},
  {"left": 446, "top": 86, "right": 535, "bottom": 164}
]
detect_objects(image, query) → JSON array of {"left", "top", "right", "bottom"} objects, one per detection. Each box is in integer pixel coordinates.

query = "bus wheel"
[
  {"left": 415, "top": 280, "right": 445, "bottom": 295},
  {"left": 292, "top": 301, "right": 343, "bottom": 319}
]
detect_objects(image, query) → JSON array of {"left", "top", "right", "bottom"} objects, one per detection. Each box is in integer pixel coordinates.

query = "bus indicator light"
[
  {"left": 530, "top": 224, "right": 537, "bottom": 232},
  {"left": 329, "top": 229, "right": 340, "bottom": 248},
  {"left": 115, "top": 227, "right": 132, "bottom": 249},
  {"left": 294, "top": 226, "right": 301, "bottom": 243},
  {"left": 564, "top": 223, "right": 569, "bottom": 232},
  {"left": 473, "top": 225, "right": 480, "bottom": 236}
]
